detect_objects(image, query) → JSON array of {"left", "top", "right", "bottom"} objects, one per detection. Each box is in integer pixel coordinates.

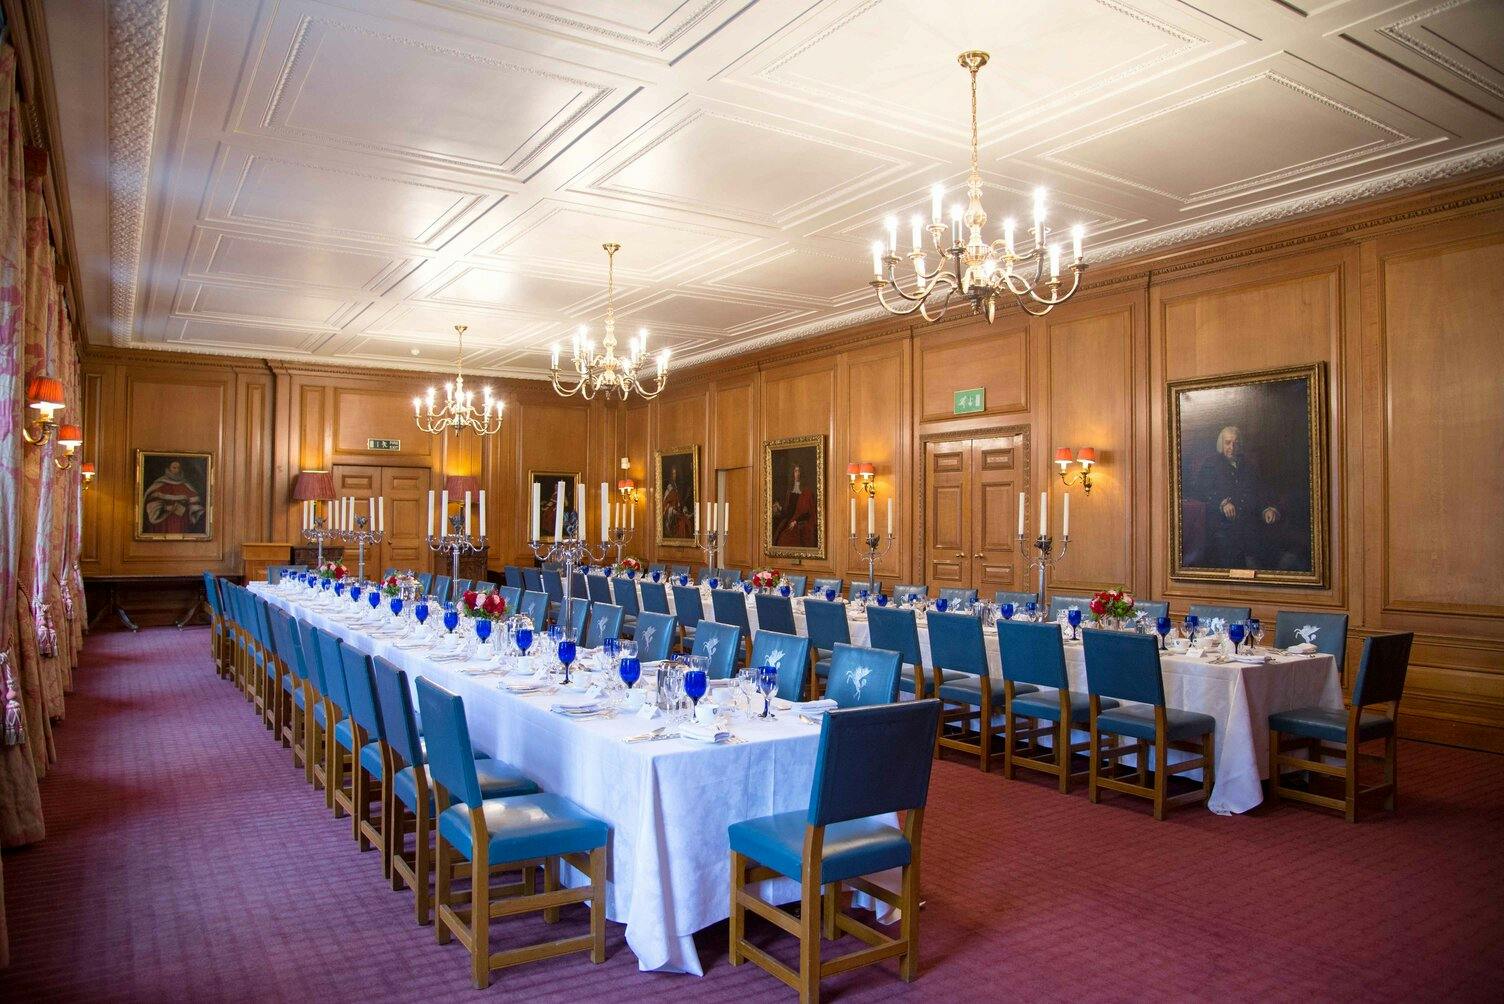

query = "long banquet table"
[
  {"left": 253, "top": 582, "right": 829, "bottom": 975},
  {"left": 639, "top": 579, "right": 1343, "bottom": 814}
]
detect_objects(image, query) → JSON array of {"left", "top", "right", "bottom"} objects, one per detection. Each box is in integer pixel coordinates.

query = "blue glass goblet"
[
  {"left": 935, "top": 597, "right": 949, "bottom": 613},
  {"left": 1025, "top": 600, "right": 1039, "bottom": 620},
  {"left": 475, "top": 617, "right": 492, "bottom": 646},
  {"left": 389, "top": 596, "right": 403, "bottom": 618},
  {"left": 350, "top": 583, "right": 362, "bottom": 604},
  {"left": 824, "top": 588, "right": 836, "bottom": 602},
  {"left": 602, "top": 637, "right": 619, "bottom": 660},
  {"left": 779, "top": 584, "right": 790, "bottom": 598},
  {"left": 414, "top": 599, "right": 429, "bottom": 625},
  {"left": 1067, "top": 607, "right": 1082, "bottom": 640},
  {"left": 334, "top": 579, "right": 346, "bottom": 598},
  {"left": 558, "top": 638, "right": 577, "bottom": 684},
  {"left": 756, "top": 665, "right": 778, "bottom": 718},
  {"left": 1228, "top": 622, "right": 1246, "bottom": 653},
  {"left": 684, "top": 668, "right": 707, "bottom": 710},
  {"left": 442, "top": 604, "right": 460, "bottom": 634},
  {"left": 876, "top": 594, "right": 889, "bottom": 607},
  {"left": 515, "top": 626, "right": 533, "bottom": 656},
  {"left": 1000, "top": 602, "right": 1015, "bottom": 621},
  {"left": 679, "top": 574, "right": 689, "bottom": 587},
  {"left": 1185, "top": 614, "right": 1200, "bottom": 642},
  {"left": 858, "top": 589, "right": 870, "bottom": 603},
  {"left": 368, "top": 589, "right": 381, "bottom": 612},
  {"left": 1156, "top": 616, "right": 1172, "bottom": 650},
  {"left": 742, "top": 581, "right": 754, "bottom": 594},
  {"left": 619, "top": 656, "right": 640, "bottom": 690},
  {"left": 627, "top": 569, "right": 637, "bottom": 580},
  {"left": 708, "top": 577, "right": 720, "bottom": 590}
]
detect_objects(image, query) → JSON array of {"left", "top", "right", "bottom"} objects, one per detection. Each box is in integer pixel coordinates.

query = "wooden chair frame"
[
  {"left": 349, "top": 720, "right": 383, "bottom": 853},
  {"left": 933, "top": 667, "right": 1003, "bottom": 771},
  {"left": 1087, "top": 698, "right": 1214, "bottom": 821},
  {"left": 432, "top": 783, "right": 606, "bottom": 989},
  {"left": 1002, "top": 683, "right": 1093, "bottom": 793},
  {"left": 1268, "top": 700, "right": 1399, "bottom": 822},
  {"left": 385, "top": 748, "right": 440, "bottom": 924},
  {"left": 323, "top": 697, "right": 354, "bottom": 818},
  {"left": 301, "top": 678, "right": 324, "bottom": 789},
  {"left": 729, "top": 808, "right": 924, "bottom": 1004}
]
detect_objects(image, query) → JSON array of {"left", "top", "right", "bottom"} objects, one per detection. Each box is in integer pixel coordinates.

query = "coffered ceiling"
[{"left": 45, "top": 0, "right": 1504, "bottom": 378}]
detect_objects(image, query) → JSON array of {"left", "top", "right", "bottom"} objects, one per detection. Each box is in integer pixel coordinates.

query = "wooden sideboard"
[{"left": 242, "top": 542, "right": 290, "bottom": 583}]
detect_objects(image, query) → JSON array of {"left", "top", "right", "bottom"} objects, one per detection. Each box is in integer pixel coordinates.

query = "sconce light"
[
  {"left": 1055, "top": 446, "right": 1096, "bottom": 494},
  {"left": 81, "top": 462, "right": 96, "bottom": 491},
  {"left": 22, "top": 375, "right": 65, "bottom": 445},
  {"left": 54, "top": 424, "right": 83, "bottom": 470},
  {"left": 846, "top": 461, "right": 877, "bottom": 498},
  {"left": 617, "top": 456, "right": 640, "bottom": 503}
]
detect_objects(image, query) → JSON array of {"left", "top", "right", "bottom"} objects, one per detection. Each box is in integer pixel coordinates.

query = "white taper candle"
[{"left": 427, "top": 491, "right": 435, "bottom": 538}]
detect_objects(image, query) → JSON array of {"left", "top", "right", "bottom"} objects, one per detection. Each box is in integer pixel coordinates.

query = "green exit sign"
[
  {"left": 367, "top": 438, "right": 401, "bottom": 452},
  {"left": 953, "top": 388, "right": 986, "bottom": 415}
]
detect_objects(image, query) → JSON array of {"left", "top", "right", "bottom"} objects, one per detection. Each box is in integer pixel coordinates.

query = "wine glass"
[
  {"left": 1067, "top": 607, "right": 1082, "bottom": 641},
  {"left": 824, "top": 588, "right": 837, "bottom": 602},
  {"left": 742, "top": 580, "right": 754, "bottom": 595},
  {"left": 515, "top": 625, "right": 533, "bottom": 658},
  {"left": 756, "top": 665, "right": 778, "bottom": 719},
  {"left": 1156, "top": 616, "right": 1173, "bottom": 650},
  {"left": 1228, "top": 621, "right": 1246, "bottom": 654},
  {"left": 333, "top": 579, "right": 346, "bottom": 599},
  {"left": 778, "top": 584, "right": 791, "bottom": 598},
  {"left": 558, "top": 636, "right": 577, "bottom": 684},
  {"left": 679, "top": 574, "right": 689, "bottom": 587},
  {"left": 1248, "top": 617, "right": 1264, "bottom": 649},
  {"left": 876, "top": 594, "right": 889, "bottom": 608},
  {"left": 1000, "top": 602, "right": 1015, "bottom": 621},
  {"left": 414, "top": 599, "right": 429, "bottom": 627},
  {"left": 935, "top": 597, "right": 949, "bottom": 613},
  {"left": 442, "top": 603, "right": 460, "bottom": 635},
  {"left": 619, "top": 656, "right": 641, "bottom": 690},
  {"left": 349, "top": 582, "right": 362, "bottom": 606},
  {"left": 367, "top": 589, "right": 381, "bottom": 615},
  {"left": 602, "top": 637, "right": 619, "bottom": 660},
  {"left": 475, "top": 616, "right": 492, "bottom": 649},
  {"left": 1184, "top": 613, "right": 1200, "bottom": 642},
  {"left": 684, "top": 667, "right": 707, "bottom": 712},
  {"left": 389, "top": 595, "right": 403, "bottom": 619},
  {"left": 651, "top": 570, "right": 661, "bottom": 583},
  {"left": 708, "top": 576, "right": 720, "bottom": 590},
  {"left": 1025, "top": 600, "right": 1039, "bottom": 621}
]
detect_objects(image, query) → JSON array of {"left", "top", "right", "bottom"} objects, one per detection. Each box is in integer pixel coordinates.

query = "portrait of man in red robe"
[
  {"left": 136, "top": 452, "right": 212, "bottom": 539},
  {"left": 765, "top": 437, "right": 825, "bottom": 558}
]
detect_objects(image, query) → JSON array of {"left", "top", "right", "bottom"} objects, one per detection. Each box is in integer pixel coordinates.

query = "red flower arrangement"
[
  {"left": 317, "top": 561, "right": 347, "bottom": 581},
  {"left": 750, "top": 568, "right": 781, "bottom": 590},
  {"left": 381, "top": 575, "right": 401, "bottom": 597},
  {"left": 614, "top": 556, "right": 643, "bottom": 576},
  {"left": 1088, "top": 588, "right": 1135, "bottom": 623},
  {"left": 462, "top": 589, "right": 508, "bottom": 620}
]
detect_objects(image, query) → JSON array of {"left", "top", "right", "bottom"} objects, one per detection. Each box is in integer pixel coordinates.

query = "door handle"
[
  {"left": 953, "top": 553, "right": 964, "bottom": 558},
  {"left": 974, "top": 553, "right": 984, "bottom": 559}
]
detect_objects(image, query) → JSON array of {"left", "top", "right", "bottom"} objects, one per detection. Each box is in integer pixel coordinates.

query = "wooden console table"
[{"left": 85, "top": 575, "right": 213, "bottom": 632}]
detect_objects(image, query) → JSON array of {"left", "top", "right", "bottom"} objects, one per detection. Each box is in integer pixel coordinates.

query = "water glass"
[
  {"left": 414, "top": 599, "right": 429, "bottom": 626},
  {"left": 1067, "top": 607, "right": 1082, "bottom": 640},
  {"left": 756, "top": 665, "right": 778, "bottom": 718},
  {"left": 1228, "top": 622, "right": 1246, "bottom": 653},
  {"left": 1156, "top": 616, "right": 1173, "bottom": 650},
  {"left": 1000, "top": 602, "right": 1015, "bottom": 621},
  {"left": 684, "top": 667, "right": 707, "bottom": 709},
  {"left": 619, "top": 656, "right": 641, "bottom": 690},
  {"left": 1249, "top": 618, "right": 1264, "bottom": 649},
  {"left": 442, "top": 603, "right": 460, "bottom": 634},
  {"left": 1184, "top": 614, "right": 1200, "bottom": 641}
]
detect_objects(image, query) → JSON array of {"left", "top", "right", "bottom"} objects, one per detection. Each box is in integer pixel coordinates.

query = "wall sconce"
[
  {"left": 81, "top": 462, "right": 96, "bottom": 491},
  {"left": 1054, "top": 446, "right": 1096, "bottom": 494},
  {"left": 617, "top": 456, "right": 640, "bottom": 503},
  {"left": 22, "top": 375, "right": 65, "bottom": 445},
  {"left": 846, "top": 461, "right": 877, "bottom": 498},
  {"left": 54, "top": 425, "right": 83, "bottom": 470}
]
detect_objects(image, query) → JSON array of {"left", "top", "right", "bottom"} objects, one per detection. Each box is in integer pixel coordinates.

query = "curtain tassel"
[{"left": 1, "top": 654, "right": 24, "bottom": 747}]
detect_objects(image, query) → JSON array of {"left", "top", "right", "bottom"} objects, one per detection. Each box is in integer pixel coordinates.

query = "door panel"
[
  {"left": 925, "top": 441, "right": 970, "bottom": 591},
  {"left": 382, "top": 467, "right": 432, "bottom": 574},
  {"left": 972, "top": 437, "right": 1025, "bottom": 595}
]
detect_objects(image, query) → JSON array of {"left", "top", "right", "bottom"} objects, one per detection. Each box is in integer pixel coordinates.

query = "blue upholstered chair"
[
  {"left": 417, "top": 572, "right": 434, "bottom": 595},
  {"left": 825, "top": 643, "right": 901, "bottom": 708},
  {"left": 521, "top": 567, "right": 542, "bottom": 592},
  {"left": 1188, "top": 603, "right": 1251, "bottom": 625},
  {"left": 611, "top": 577, "right": 640, "bottom": 638},
  {"left": 929, "top": 611, "right": 1005, "bottom": 770},
  {"left": 784, "top": 574, "right": 808, "bottom": 596},
  {"left": 846, "top": 580, "right": 881, "bottom": 601},
  {"left": 669, "top": 564, "right": 691, "bottom": 578},
  {"left": 1046, "top": 594, "right": 1094, "bottom": 621},
  {"left": 542, "top": 570, "right": 565, "bottom": 623},
  {"left": 997, "top": 620, "right": 1114, "bottom": 793},
  {"left": 938, "top": 587, "right": 978, "bottom": 609},
  {"left": 450, "top": 579, "right": 472, "bottom": 603},
  {"left": 295, "top": 619, "right": 333, "bottom": 792},
  {"left": 895, "top": 583, "right": 927, "bottom": 603},
  {"left": 416, "top": 679, "right": 608, "bottom": 988},
  {"left": 717, "top": 567, "right": 743, "bottom": 585},
  {"left": 266, "top": 609, "right": 310, "bottom": 771},
  {"left": 1135, "top": 600, "right": 1169, "bottom": 621},
  {"left": 993, "top": 589, "right": 1035, "bottom": 608},
  {"left": 803, "top": 599, "right": 851, "bottom": 698},
  {"left": 692, "top": 620, "right": 743, "bottom": 679},
  {"left": 1082, "top": 629, "right": 1216, "bottom": 820},
  {"left": 496, "top": 585, "right": 522, "bottom": 617},
  {"left": 586, "top": 574, "right": 612, "bottom": 605},
  {"left": 867, "top": 604, "right": 942, "bottom": 700},
  {"left": 710, "top": 589, "right": 753, "bottom": 662},
  {"left": 584, "top": 603, "right": 623, "bottom": 648},
  {"left": 749, "top": 630, "right": 810, "bottom": 703},
  {"left": 339, "top": 644, "right": 388, "bottom": 853},
  {"left": 754, "top": 593, "right": 797, "bottom": 636},
  {"left": 433, "top": 575, "right": 453, "bottom": 605},
  {"left": 639, "top": 581, "right": 670, "bottom": 615},
  {"left": 1269, "top": 632, "right": 1413, "bottom": 822},
  {"left": 518, "top": 590, "right": 549, "bottom": 630},
  {"left": 811, "top": 577, "right": 843, "bottom": 599},
  {"left": 633, "top": 612, "right": 677, "bottom": 664},
  {"left": 672, "top": 585, "right": 704, "bottom": 651},
  {"left": 563, "top": 598, "right": 591, "bottom": 642},
  {"left": 371, "top": 658, "right": 538, "bottom": 924},
  {"left": 728, "top": 701, "right": 942, "bottom": 999},
  {"left": 314, "top": 627, "right": 361, "bottom": 820},
  {"left": 503, "top": 565, "right": 523, "bottom": 589},
  {"left": 202, "top": 573, "right": 227, "bottom": 678},
  {"left": 695, "top": 565, "right": 713, "bottom": 582},
  {"left": 571, "top": 572, "right": 589, "bottom": 602},
  {"left": 1274, "top": 610, "right": 1349, "bottom": 671},
  {"left": 647, "top": 563, "right": 665, "bottom": 575}
]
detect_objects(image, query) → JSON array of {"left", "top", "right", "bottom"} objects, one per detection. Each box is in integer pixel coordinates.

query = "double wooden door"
[
  {"left": 331, "top": 465, "right": 433, "bottom": 577},
  {"left": 924, "top": 434, "right": 1028, "bottom": 595}
]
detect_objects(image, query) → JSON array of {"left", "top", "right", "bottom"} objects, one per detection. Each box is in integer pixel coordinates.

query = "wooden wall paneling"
[
  {"left": 651, "top": 387, "right": 711, "bottom": 567},
  {"left": 917, "top": 316, "right": 1029, "bottom": 423},
  {"left": 621, "top": 402, "right": 651, "bottom": 561},
  {"left": 78, "top": 366, "right": 104, "bottom": 571},
  {"left": 845, "top": 341, "right": 909, "bottom": 584},
  {"left": 238, "top": 371, "right": 272, "bottom": 547},
  {"left": 759, "top": 356, "right": 838, "bottom": 573},
  {"left": 711, "top": 376, "right": 757, "bottom": 569}
]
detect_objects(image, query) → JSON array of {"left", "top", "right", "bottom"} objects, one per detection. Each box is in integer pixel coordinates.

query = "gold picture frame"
[
  {"left": 528, "top": 470, "right": 582, "bottom": 539},
  {"left": 134, "top": 450, "right": 214, "bottom": 541},
  {"left": 654, "top": 445, "right": 700, "bottom": 547},
  {"left": 1168, "top": 363, "right": 1328, "bottom": 586},
  {"left": 763, "top": 434, "right": 827, "bottom": 560}
]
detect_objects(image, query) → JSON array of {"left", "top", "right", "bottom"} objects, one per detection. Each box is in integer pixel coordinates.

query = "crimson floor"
[{"left": 2, "top": 627, "right": 1500, "bottom": 1001}]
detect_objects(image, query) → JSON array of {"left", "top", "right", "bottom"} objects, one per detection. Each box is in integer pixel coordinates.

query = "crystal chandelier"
[
  {"left": 550, "top": 243, "right": 670, "bottom": 401},
  {"left": 412, "top": 324, "right": 504, "bottom": 437},
  {"left": 872, "top": 50, "right": 1086, "bottom": 322}
]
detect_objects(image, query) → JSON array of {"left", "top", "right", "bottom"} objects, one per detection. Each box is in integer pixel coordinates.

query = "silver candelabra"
[
  {"left": 528, "top": 533, "right": 608, "bottom": 682},
  {"left": 343, "top": 515, "right": 385, "bottom": 582},
  {"left": 301, "top": 515, "right": 337, "bottom": 568},
  {"left": 607, "top": 524, "right": 635, "bottom": 568},
  {"left": 428, "top": 514, "right": 484, "bottom": 588},
  {"left": 693, "top": 528, "right": 722, "bottom": 579},
  {"left": 849, "top": 531, "right": 897, "bottom": 596},
  {"left": 1018, "top": 531, "right": 1070, "bottom": 608}
]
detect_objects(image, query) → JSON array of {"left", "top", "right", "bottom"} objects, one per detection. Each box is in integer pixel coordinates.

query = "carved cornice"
[{"left": 108, "top": 0, "right": 167, "bottom": 347}]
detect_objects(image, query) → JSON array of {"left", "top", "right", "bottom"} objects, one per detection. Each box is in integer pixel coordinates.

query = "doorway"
[
  {"left": 921, "top": 430, "right": 1030, "bottom": 595},
  {"left": 331, "top": 464, "right": 434, "bottom": 577}
]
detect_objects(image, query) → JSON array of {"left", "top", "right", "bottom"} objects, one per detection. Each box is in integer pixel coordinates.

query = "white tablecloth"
[{"left": 253, "top": 583, "right": 828, "bottom": 975}]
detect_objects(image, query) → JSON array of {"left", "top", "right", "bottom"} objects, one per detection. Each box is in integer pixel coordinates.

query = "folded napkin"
[
  {"left": 679, "top": 721, "right": 730, "bottom": 744},
  {"left": 791, "top": 699, "right": 838, "bottom": 716},
  {"left": 1286, "top": 642, "right": 1318, "bottom": 655}
]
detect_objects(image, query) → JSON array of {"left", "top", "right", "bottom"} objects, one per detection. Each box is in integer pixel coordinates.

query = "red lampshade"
[
  {"left": 26, "top": 375, "right": 64, "bottom": 411},
  {"left": 56, "top": 424, "right": 83, "bottom": 449},
  {"left": 291, "top": 469, "right": 336, "bottom": 501},
  {"left": 857, "top": 462, "right": 876, "bottom": 478},
  {"left": 445, "top": 475, "right": 480, "bottom": 498},
  {"left": 1054, "top": 447, "right": 1074, "bottom": 464},
  {"left": 81, "top": 462, "right": 96, "bottom": 476},
  {"left": 846, "top": 463, "right": 860, "bottom": 477},
  {"left": 1076, "top": 447, "right": 1097, "bottom": 465},
  {"left": 617, "top": 478, "right": 635, "bottom": 492}
]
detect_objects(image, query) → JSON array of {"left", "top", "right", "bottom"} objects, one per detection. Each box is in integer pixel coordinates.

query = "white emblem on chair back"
[
  {"left": 1296, "top": 624, "right": 1320, "bottom": 644},
  {"left": 849, "top": 665, "right": 871, "bottom": 701}
]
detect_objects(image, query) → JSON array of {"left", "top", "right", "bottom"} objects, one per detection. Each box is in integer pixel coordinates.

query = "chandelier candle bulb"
[
  {"left": 1004, "top": 217, "right": 1015, "bottom": 255},
  {"left": 871, "top": 241, "right": 884, "bottom": 277},
  {"left": 931, "top": 182, "right": 943, "bottom": 223},
  {"left": 1034, "top": 187, "right": 1046, "bottom": 225},
  {"left": 885, "top": 215, "right": 897, "bottom": 253},
  {"left": 1049, "top": 245, "right": 1061, "bottom": 281},
  {"left": 951, "top": 204, "right": 962, "bottom": 245},
  {"left": 478, "top": 490, "right": 486, "bottom": 538},
  {"left": 1072, "top": 224, "right": 1084, "bottom": 262},
  {"left": 911, "top": 214, "right": 922, "bottom": 252}
]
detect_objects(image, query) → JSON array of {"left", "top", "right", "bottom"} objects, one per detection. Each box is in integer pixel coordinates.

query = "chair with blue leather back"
[
  {"left": 563, "top": 598, "right": 591, "bottom": 642},
  {"left": 589, "top": 572, "right": 615, "bottom": 605},
  {"left": 416, "top": 678, "right": 608, "bottom": 987},
  {"left": 692, "top": 619, "right": 744, "bottom": 679},
  {"left": 728, "top": 700, "right": 942, "bottom": 999},
  {"left": 315, "top": 627, "right": 361, "bottom": 819},
  {"left": 1188, "top": 603, "right": 1251, "bottom": 625},
  {"left": 371, "top": 657, "right": 539, "bottom": 924},
  {"left": 803, "top": 599, "right": 851, "bottom": 699},
  {"left": 611, "top": 577, "right": 640, "bottom": 638},
  {"left": 1136, "top": 600, "right": 1169, "bottom": 620},
  {"left": 993, "top": 589, "right": 1035, "bottom": 609},
  {"left": 252, "top": 596, "right": 281, "bottom": 729},
  {"left": 696, "top": 565, "right": 713, "bottom": 582},
  {"left": 433, "top": 575, "right": 452, "bottom": 605},
  {"left": 670, "top": 564, "right": 691, "bottom": 578},
  {"left": 825, "top": 643, "right": 901, "bottom": 708},
  {"left": 276, "top": 612, "right": 319, "bottom": 784},
  {"left": 997, "top": 620, "right": 1117, "bottom": 794},
  {"left": 672, "top": 585, "right": 704, "bottom": 651},
  {"left": 640, "top": 580, "right": 670, "bottom": 615},
  {"left": 450, "top": 579, "right": 472, "bottom": 603},
  {"left": 717, "top": 567, "right": 743, "bottom": 585},
  {"left": 1269, "top": 632, "right": 1413, "bottom": 822},
  {"left": 417, "top": 572, "right": 434, "bottom": 595},
  {"left": 1047, "top": 594, "right": 1094, "bottom": 621},
  {"left": 542, "top": 569, "right": 565, "bottom": 622},
  {"left": 1274, "top": 610, "right": 1349, "bottom": 670},
  {"left": 339, "top": 644, "right": 388, "bottom": 853},
  {"left": 568, "top": 572, "right": 587, "bottom": 602},
  {"left": 633, "top": 612, "right": 678, "bottom": 663},
  {"left": 266, "top": 608, "right": 307, "bottom": 768},
  {"left": 496, "top": 585, "right": 522, "bottom": 618},
  {"left": 647, "top": 563, "right": 665, "bottom": 574},
  {"left": 895, "top": 583, "right": 927, "bottom": 602},
  {"left": 296, "top": 619, "right": 332, "bottom": 792},
  {"left": 847, "top": 580, "right": 881, "bottom": 601},
  {"left": 811, "top": 577, "right": 843, "bottom": 599},
  {"left": 754, "top": 593, "right": 797, "bottom": 636},
  {"left": 203, "top": 573, "right": 226, "bottom": 678},
  {"left": 784, "top": 574, "right": 807, "bottom": 596},
  {"left": 1083, "top": 629, "right": 1215, "bottom": 820},
  {"left": 749, "top": 631, "right": 810, "bottom": 702},
  {"left": 929, "top": 611, "right": 1005, "bottom": 770},
  {"left": 584, "top": 603, "right": 623, "bottom": 648},
  {"left": 518, "top": 590, "right": 549, "bottom": 629},
  {"left": 867, "top": 604, "right": 954, "bottom": 701},
  {"left": 522, "top": 567, "right": 543, "bottom": 592},
  {"left": 710, "top": 589, "right": 753, "bottom": 663},
  {"left": 503, "top": 565, "right": 524, "bottom": 589},
  {"left": 235, "top": 585, "right": 259, "bottom": 697},
  {"left": 938, "top": 587, "right": 978, "bottom": 608}
]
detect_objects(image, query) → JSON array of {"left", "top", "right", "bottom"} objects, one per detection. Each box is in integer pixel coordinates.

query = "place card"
[{"left": 635, "top": 703, "right": 659, "bottom": 721}]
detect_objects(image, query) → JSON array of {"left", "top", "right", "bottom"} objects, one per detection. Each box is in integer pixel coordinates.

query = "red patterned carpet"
[{"left": 2, "top": 627, "right": 1501, "bottom": 1001}]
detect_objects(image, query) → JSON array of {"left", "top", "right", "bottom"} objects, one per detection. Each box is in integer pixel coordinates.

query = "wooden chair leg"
[
  {"left": 822, "top": 884, "right": 837, "bottom": 940},
  {"left": 1344, "top": 734, "right": 1359, "bottom": 823},
  {"left": 1152, "top": 732, "right": 1168, "bottom": 822},
  {"left": 1088, "top": 720, "right": 1101, "bottom": 803},
  {"left": 898, "top": 852, "right": 921, "bottom": 982},
  {"left": 799, "top": 872, "right": 821, "bottom": 1004},
  {"left": 414, "top": 797, "right": 433, "bottom": 925},
  {"left": 1202, "top": 731, "right": 1215, "bottom": 802},
  {"left": 728, "top": 850, "right": 745, "bottom": 966},
  {"left": 434, "top": 832, "right": 453, "bottom": 945},
  {"left": 1267, "top": 728, "right": 1281, "bottom": 803},
  {"left": 1002, "top": 706, "right": 1016, "bottom": 780},
  {"left": 1057, "top": 717, "right": 1071, "bottom": 794},
  {"left": 543, "top": 857, "right": 560, "bottom": 924},
  {"left": 470, "top": 846, "right": 491, "bottom": 989},
  {"left": 1383, "top": 732, "right": 1398, "bottom": 811},
  {"left": 590, "top": 846, "right": 606, "bottom": 964},
  {"left": 978, "top": 691, "right": 993, "bottom": 773}
]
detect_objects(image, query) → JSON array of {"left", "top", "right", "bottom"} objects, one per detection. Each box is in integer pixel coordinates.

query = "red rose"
[
  {"left": 482, "top": 593, "right": 504, "bottom": 615},
  {"left": 334, "top": 567, "right": 346, "bottom": 580},
  {"left": 463, "top": 589, "right": 479, "bottom": 608},
  {"left": 1089, "top": 598, "right": 1107, "bottom": 616}
]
